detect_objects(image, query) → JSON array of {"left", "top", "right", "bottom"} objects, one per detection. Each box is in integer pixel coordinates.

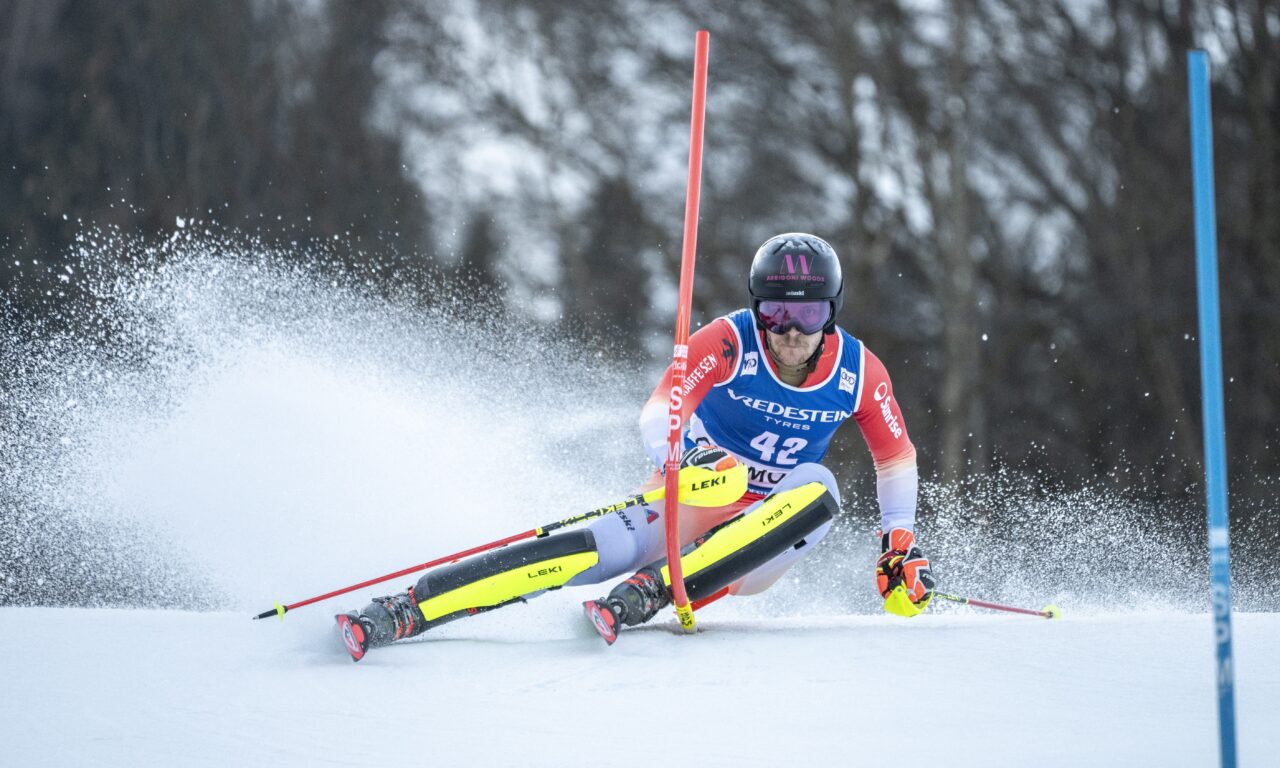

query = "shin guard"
[
  {"left": 660, "top": 481, "right": 837, "bottom": 601},
  {"left": 413, "top": 530, "right": 599, "bottom": 628}
]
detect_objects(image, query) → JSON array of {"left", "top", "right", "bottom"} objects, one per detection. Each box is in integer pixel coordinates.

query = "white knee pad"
[{"left": 771, "top": 463, "right": 841, "bottom": 506}]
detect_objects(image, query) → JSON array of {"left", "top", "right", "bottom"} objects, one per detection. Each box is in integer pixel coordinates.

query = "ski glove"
[
  {"left": 679, "top": 444, "right": 737, "bottom": 472},
  {"left": 655, "top": 443, "right": 736, "bottom": 475},
  {"left": 876, "top": 528, "right": 936, "bottom": 617}
]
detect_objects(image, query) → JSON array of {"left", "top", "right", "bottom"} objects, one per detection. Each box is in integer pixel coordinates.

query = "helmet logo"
[
  {"left": 766, "top": 251, "right": 826, "bottom": 285},
  {"left": 783, "top": 253, "right": 810, "bottom": 275}
]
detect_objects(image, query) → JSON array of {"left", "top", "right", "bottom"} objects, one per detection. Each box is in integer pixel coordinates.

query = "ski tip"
[
  {"left": 1042, "top": 604, "right": 1062, "bottom": 620},
  {"left": 583, "top": 600, "right": 618, "bottom": 646},
  {"left": 335, "top": 613, "right": 368, "bottom": 662}
]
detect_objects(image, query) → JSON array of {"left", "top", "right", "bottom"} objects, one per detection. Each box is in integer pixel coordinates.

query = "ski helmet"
[{"left": 747, "top": 233, "right": 843, "bottom": 332}]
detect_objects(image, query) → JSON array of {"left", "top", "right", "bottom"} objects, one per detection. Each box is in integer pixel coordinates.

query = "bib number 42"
[{"left": 748, "top": 431, "right": 807, "bottom": 465}]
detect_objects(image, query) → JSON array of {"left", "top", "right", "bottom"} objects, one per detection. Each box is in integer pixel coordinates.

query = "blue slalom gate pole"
[{"left": 1187, "top": 49, "right": 1237, "bottom": 768}]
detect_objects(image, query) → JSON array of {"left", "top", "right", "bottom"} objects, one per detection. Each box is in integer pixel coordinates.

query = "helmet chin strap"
[{"left": 805, "top": 337, "right": 825, "bottom": 369}]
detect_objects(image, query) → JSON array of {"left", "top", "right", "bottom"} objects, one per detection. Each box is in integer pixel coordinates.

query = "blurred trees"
[
  {"left": 0, "top": 0, "right": 425, "bottom": 306},
  {"left": 2, "top": 0, "right": 1278, "bottom": 503}
]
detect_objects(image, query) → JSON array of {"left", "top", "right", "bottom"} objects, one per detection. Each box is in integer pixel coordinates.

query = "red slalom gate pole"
[{"left": 665, "top": 29, "right": 710, "bottom": 635}]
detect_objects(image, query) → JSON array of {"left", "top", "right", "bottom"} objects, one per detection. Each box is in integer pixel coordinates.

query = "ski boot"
[
  {"left": 335, "top": 587, "right": 426, "bottom": 662},
  {"left": 582, "top": 566, "right": 670, "bottom": 645}
]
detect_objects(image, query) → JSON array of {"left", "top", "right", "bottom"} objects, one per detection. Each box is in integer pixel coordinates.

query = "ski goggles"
[{"left": 754, "top": 300, "right": 833, "bottom": 335}]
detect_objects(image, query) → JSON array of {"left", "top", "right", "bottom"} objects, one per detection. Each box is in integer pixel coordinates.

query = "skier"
[{"left": 336, "top": 233, "right": 935, "bottom": 660}]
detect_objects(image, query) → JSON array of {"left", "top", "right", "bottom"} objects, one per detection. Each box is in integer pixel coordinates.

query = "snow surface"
[
  {"left": 4, "top": 237, "right": 1277, "bottom": 766},
  {"left": 5, "top": 606, "right": 1278, "bottom": 766}
]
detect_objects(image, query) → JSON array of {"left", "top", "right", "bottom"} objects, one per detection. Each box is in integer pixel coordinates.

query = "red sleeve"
[
  {"left": 853, "top": 348, "right": 917, "bottom": 471},
  {"left": 642, "top": 317, "right": 740, "bottom": 421}
]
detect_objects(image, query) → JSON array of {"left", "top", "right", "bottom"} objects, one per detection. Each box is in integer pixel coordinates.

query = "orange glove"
[{"left": 875, "top": 528, "right": 936, "bottom": 617}]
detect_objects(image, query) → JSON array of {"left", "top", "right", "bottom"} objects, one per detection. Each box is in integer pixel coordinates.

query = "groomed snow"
[{"left": 6, "top": 605, "right": 1277, "bottom": 766}]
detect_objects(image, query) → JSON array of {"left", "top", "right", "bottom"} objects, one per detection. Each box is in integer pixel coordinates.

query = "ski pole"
[
  {"left": 933, "top": 592, "right": 1062, "bottom": 619},
  {"left": 253, "top": 461, "right": 746, "bottom": 621}
]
